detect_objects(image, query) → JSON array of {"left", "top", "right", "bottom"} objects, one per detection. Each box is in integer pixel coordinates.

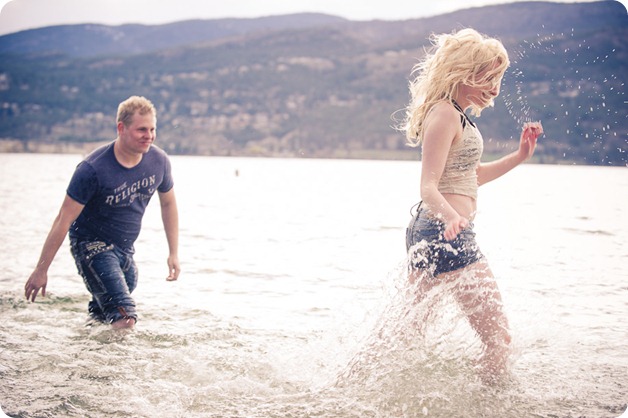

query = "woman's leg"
[
  {"left": 408, "top": 267, "right": 437, "bottom": 301},
  {"left": 448, "top": 260, "right": 512, "bottom": 383}
]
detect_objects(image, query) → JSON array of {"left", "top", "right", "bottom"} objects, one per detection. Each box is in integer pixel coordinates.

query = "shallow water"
[{"left": 1, "top": 154, "right": 626, "bottom": 417}]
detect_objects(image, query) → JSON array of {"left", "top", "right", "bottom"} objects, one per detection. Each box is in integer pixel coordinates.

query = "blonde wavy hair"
[
  {"left": 402, "top": 28, "right": 509, "bottom": 146},
  {"left": 117, "top": 96, "right": 157, "bottom": 127}
]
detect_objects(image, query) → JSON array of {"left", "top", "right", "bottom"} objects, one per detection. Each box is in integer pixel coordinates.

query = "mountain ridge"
[
  {"left": 0, "top": 13, "right": 348, "bottom": 57},
  {"left": 0, "top": 1, "right": 626, "bottom": 165}
]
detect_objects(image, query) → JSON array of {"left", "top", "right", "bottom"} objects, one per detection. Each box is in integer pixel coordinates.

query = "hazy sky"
[{"left": 0, "top": 0, "right": 624, "bottom": 36}]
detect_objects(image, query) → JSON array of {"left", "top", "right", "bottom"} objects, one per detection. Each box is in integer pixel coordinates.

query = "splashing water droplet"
[{"left": 500, "top": 28, "right": 625, "bottom": 165}]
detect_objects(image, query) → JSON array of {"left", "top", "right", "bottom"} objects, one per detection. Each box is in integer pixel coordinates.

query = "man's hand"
[
  {"left": 25, "top": 270, "right": 48, "bottom": 302},
  {"left": 166, "top": 255, "right": 180, "bottom": 281}
]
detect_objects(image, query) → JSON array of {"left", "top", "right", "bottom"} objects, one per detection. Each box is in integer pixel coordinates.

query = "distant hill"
[
  {"left": 0, "top": 13, "right": 347, "bottom": 57},
  {"left": 0, "top": 1, "right": 626, "bottom": 165}
]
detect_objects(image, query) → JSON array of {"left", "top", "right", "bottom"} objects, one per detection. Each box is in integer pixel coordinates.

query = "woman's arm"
[{"left": 477, "top": 121, "right": 543, "bottom": 186}]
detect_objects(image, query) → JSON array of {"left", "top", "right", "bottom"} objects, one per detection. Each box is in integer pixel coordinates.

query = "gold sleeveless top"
[{"left": 436, "top": 102, "right": 483, "bottom": 199}]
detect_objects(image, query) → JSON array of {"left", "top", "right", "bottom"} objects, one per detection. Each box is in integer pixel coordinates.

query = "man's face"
[{"left": 118, "top": 112, "right": 156, "bottom": 154}]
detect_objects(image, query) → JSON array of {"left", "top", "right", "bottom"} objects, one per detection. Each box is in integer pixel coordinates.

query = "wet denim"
[
  {"left": 70, "top": 239, "right": 138, "bottom": 324},
  {"left": 405, "top": 204, "right": 484, "bottom": 276}
]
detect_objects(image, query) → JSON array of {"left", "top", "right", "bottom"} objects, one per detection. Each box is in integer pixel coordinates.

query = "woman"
[{"left": 401, "top": 28, "right": 543, "bottom": 383}]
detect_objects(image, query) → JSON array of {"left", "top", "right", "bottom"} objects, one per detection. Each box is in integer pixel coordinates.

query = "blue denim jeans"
[
  {"left": 405, "top": 203, "right": 484, "bottom": 277},
  {"left": 70, "top": 239, "right": 138, "bottom": 324}
]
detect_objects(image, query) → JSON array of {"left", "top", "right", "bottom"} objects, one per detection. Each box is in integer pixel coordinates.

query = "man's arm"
[
  {"left": 158, "top": 188, "right": 180, "bottom": 281},
  {"left": 25, "top": 194, "right": 84, "bottom": 302}
]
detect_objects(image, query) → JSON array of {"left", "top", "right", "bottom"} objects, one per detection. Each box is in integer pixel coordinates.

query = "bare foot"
[{"left": 111, "top": 317, "right": 135, "bottom": 330}]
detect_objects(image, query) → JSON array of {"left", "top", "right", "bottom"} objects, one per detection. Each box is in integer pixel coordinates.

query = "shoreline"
[{"left": 0, "top": 139, "right": 588, "bottom": 165}]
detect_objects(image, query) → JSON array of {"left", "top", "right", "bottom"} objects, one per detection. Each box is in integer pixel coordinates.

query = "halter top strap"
[{"left": 452, "top": 99, "right": 476, "bottom": 129}]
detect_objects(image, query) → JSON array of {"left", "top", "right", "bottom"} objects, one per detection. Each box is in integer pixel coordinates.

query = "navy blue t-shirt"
[{"left": 67, "top": 142, "right": 174, "bottom": 251}]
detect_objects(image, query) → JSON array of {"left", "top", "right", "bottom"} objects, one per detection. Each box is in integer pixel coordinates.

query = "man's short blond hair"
[{"left": 117, "top": 96, "right": 157, "bottom": 127}]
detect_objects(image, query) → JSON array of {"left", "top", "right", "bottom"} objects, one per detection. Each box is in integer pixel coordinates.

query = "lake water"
[{"left": 0, "top": 153, "right": 626, "bottom": 418}]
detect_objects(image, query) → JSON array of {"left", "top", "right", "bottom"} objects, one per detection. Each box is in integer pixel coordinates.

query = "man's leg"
[{"left": 72, "top": 241, "right": 138, "bottom": 328}]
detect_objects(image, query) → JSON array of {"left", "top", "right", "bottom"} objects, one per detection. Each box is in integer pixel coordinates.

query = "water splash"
[
  {"left": 332, "top": 262, "right": 522, "bottom": 416},
  {"left": 501, "top": 27, "right": 626, "bottom": 165}
]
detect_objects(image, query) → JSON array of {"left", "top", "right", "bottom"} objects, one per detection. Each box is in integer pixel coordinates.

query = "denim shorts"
[
  {"left": 70, "top": 239, "right": 138, "bottom": 324},
  {"left": 405, "top": 203, "right": 484, "bottom": 277}
]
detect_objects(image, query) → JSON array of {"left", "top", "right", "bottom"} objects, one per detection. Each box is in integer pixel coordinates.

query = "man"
[{"left": 24, "top": 96, "right": 180, "bottom": 329}]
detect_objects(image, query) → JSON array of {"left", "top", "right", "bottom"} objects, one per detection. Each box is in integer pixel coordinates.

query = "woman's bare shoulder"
[
  {"left": 429, "top": 101, "right": 459, "bottom": 120},
  {"left": 425, "top": 101, "right": 462, "bottom": 132}
]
